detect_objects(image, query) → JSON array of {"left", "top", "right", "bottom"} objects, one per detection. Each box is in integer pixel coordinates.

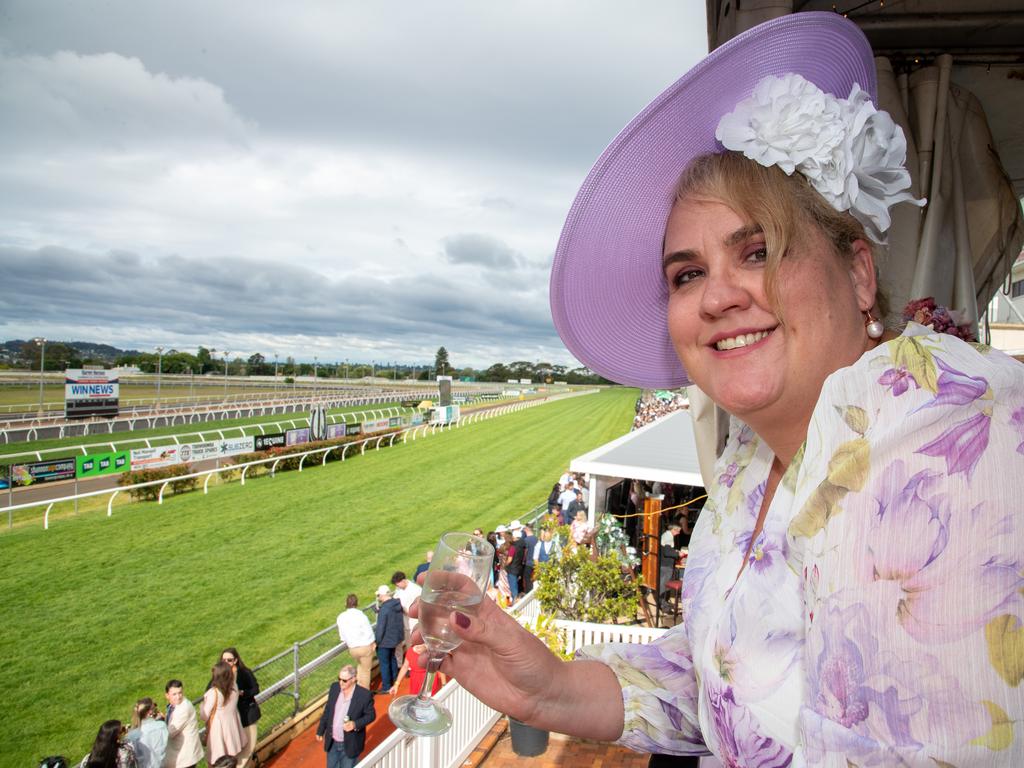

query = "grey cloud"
[{"left": 442, "top": 233, "right": 524, "bottom": 271}]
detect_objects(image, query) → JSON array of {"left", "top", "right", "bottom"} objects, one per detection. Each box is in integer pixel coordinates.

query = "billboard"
[
  {"left": 345, "top": 423, "right": 362, "bottom": 436},
  {"left": 254, "top": 433, "right": 286, "bottom": 451},
  {"left": 362, "top": 419, "right": 391, "bottom": 434},
  {"left": 10, "top": 458, "right": 77, "bottom": 487},
  {"left": 65, "top": 368, "right": 119, "bottom": 419},
  {"left": 76, "top": 451, "right": 130, "bottom": 478},
  {"left": 130, "top": 446, "right": 180, "bottom": 470},
  {"left": 286, "top": 428, "right": 310, "bottom": 446},
  {"left": 178, "top": 436, "right": 254, "bottom": 463},
  {"left": 326, "top": 423, "right": 347, "bottom": 440},
  {"left": 437, "top": 375, "right": 452, "bottom": 406}
]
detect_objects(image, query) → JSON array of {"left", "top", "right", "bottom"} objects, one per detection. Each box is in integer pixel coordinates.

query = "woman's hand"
[{"left": 410, "top": 594, "right": 559, "bottom": 724}]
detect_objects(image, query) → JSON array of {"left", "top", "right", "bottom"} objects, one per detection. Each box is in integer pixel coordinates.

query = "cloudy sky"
[{"left": 0, "top": 0, "right": 707, "bottom": 367}]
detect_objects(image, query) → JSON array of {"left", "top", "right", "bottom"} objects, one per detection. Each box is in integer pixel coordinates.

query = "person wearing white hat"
[
  {"left": 372, "top": 585, "right": 403, "bottom": 694},
  {"left": 418, "top": 12, "right": 1024, "bottom": 765}
]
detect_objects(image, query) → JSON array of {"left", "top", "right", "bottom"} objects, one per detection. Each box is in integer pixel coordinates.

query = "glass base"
[{"left": 388, "top": 694, "right": 453, "bottom": 736}]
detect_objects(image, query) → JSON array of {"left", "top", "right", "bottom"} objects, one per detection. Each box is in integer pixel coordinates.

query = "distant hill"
[{"left": 0, "top": 340, "right": 140, "bottom": 364}]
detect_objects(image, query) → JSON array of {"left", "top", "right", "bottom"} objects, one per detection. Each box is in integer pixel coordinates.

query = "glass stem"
[{"left": 415, "top": 652, "right": 445, "bottom": 703}]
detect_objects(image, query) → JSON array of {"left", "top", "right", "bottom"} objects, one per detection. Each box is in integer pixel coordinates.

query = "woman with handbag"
[
  {"left": 220, "top": 647, "right": 261, "bottom": 768},
  {"left": 201, "top": 661, "right": 246, "bottom": 765}
]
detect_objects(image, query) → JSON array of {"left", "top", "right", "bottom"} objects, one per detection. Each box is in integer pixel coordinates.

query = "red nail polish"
[{"left": 454, "top": 611, "right": 471, "bottom": 629}]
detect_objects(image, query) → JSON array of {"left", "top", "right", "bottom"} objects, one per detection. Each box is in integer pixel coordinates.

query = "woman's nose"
[{"left": 699, "top": 268, "right": 753, "bottom": 318}]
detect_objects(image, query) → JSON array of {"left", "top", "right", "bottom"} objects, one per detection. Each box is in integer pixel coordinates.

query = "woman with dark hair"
[
  {"left": 201, "top": 661, "right": 246, "bottom": 765},
  {"left": 546, "top": 482, "right": 561, "bottom": 510},
  {"left": 220, "top": 647, "right": 260, "bottom": 768},
  {"left": 78, "top": 720, "right": 137, "bottom": 768}
]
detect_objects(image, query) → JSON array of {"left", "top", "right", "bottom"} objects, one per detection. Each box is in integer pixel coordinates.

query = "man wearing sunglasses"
[{"left": 316, "top": 664, "right": 375, "bottom": 768}]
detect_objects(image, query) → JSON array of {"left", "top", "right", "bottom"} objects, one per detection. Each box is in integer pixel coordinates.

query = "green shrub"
[
  {"left": 535, "top": 546, "right": 639, "bottom": 624},
  {"left": 118, "top": 464, "right": 198, "bottom": 501}
]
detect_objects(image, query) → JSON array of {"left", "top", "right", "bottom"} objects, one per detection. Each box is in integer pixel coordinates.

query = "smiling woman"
[{"left": 438, "top": 12, "right": 1024, "bottom": 766}]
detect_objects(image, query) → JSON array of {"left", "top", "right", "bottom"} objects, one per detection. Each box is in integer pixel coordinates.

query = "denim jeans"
[
  {"left": 377, "top": 646, "right": 398, "bottom": 690},
  {"left": 326, "top": 739, "right": 356, "bottom": 768}
]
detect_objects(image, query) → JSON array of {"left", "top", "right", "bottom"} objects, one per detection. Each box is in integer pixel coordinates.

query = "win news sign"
[{"left": 65, "top": 369, "right": 119, "bottom": 419}]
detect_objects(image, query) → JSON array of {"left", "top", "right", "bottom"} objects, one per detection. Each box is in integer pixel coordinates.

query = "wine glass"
[{"left": 389, "top": 531, "right": 494, "bottom": 736}]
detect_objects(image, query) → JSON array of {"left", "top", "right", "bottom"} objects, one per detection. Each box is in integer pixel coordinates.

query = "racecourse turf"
[{"left": 0, "top": 387, "right": 636, "bottom": 764}]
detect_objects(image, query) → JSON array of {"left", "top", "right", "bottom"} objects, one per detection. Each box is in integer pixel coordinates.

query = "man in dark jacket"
[
  {"left": 373, "top": 585, "right": 404, "bottom": 693},
  {"left": 316, "top": 664, "right": 375, "bottom": 768}
]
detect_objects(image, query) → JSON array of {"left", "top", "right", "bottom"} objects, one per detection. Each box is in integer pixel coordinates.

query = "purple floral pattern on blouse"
[{"left": 579, "top": 325, "right": 1024, "bottom": 764}]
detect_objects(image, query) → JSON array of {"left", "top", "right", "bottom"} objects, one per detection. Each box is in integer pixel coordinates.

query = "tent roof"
[{"left": 570, "top": 409, "right": 705, "bottom": 488}]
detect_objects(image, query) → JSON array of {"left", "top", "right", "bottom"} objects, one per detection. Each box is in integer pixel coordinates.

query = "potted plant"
[{"left": 508, "top": 614, "right": 570, "bottom": 756}]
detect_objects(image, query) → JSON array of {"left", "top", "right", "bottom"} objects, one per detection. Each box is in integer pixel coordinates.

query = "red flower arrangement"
[{"left": 902, "top": 297, "right": 976, "bottom": 342}]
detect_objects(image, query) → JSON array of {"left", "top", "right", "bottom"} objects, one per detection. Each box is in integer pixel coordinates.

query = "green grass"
[{"left": 0, "top": 387, "right": 636, "bottom": 764}]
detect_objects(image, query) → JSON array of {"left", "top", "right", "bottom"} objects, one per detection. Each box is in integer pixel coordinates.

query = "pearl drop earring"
[{"left": 865, "top": 310, "right": 884, "bottom": 339}]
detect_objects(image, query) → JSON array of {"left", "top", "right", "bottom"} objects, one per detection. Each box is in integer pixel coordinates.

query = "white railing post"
[{"left": 107, "top": 491, "right": 119, "bottom": 517}]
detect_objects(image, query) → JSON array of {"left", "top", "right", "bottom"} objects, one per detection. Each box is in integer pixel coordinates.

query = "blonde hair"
[
  {"left": 673, "top": 152, "right": 888, "bottom": 321},
  {"left": 131, "top": 697, "right": 155, "bottom": 729}
]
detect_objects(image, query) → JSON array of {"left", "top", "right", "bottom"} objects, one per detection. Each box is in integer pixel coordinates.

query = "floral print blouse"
[{"left": 581, "top": 325, "right": 1024, "bottom": 766}]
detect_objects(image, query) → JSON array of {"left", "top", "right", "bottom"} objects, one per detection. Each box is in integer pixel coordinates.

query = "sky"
[{"left": 0, "top": 0, "right": 708, "bottom": 367}]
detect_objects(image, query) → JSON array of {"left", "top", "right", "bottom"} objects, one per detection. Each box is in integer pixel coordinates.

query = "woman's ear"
[{"left": 848, "top": 238, "right": 878, "bottom": 312}]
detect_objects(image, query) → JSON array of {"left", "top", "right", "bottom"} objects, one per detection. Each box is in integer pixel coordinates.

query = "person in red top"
[{"left": 388, "top": 643, "right": 446, "bottom": 697}]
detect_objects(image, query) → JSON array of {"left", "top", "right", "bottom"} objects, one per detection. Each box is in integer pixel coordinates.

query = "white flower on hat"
[{"left": 715, "top": 73, "right": 925, "bottom": 243}]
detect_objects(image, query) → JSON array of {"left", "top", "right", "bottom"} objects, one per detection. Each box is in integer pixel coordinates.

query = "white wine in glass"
[{"left": 388, "top": 531, "right": 494, "bottom": 736}]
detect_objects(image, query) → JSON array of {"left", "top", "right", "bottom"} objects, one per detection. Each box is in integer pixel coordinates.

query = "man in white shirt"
[
  {"left": 391, "top": 571, "right": 422, "bottom": 649},
  {"left": 336, "top": 593, "right": 377, "bottom": 690},
  {"left": 557, "top": 482, "right": 578, "bottom": 524},
  {"left": 163, "top": 679, "right": 203, "bottom": 768}
]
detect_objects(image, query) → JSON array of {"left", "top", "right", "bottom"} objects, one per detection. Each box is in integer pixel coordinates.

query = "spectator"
[
  {"left": 316, "top": 664, "right": 376, "bottom": 768},
  {"left": 78, "top": 720, "right": 137, "bottom": 768},
  {"left": 125, "top": 698, "right": 167, "bottom": 768},
  {"left": 201, "top": 662, "right": 246, "bottom": 765},
  {"left": 373, "top": 585, "right": 404, "bottom": 693},
  {"left": 569, "top": 509, "right": 593, "bottom": 549},
  {"left": 504, "top": 528, "right": 526, "bottom": 600},
  {"left": 520, "top": 524, "right": 538, "bottom": 593},
  {"left": 389, "top": 643, "right": 446, "bottom": 697},
  {"left": 632, "top": 389, "right": 689, "bottom": 430},
  {"left": 533, "top": 527, "right": 558, "bottom": 565},
  {"left": 545, "top": 482, "right": 561, "bottom": 510},
  {"left": 412, "top": 551, "right": 433, "bottom": 583},
  {"left": 391, "top": 570, "right": 422, "bottom": 643},
  {"left": 493, "top": 533, "right": 513, "bottom": 605},
  {"left": 557, "top": 482, "right": 577, "bottom": 521},
  {"left": 336, "top": 594, "right": 376, "bottom": 690},
  {"left": 660, "top": 522, "right": 684, "bottom": 604},
  {"left": 219, "top": 648, "right": 260, "bottom": 768},
  {"left": 567, "top": 489, "right": 587, "bottom": 523},
  {"left": 163, "top": 679, "right": 203, "bottom": 768},
  {"left": 485, "top": 531, "right": 500, "bottom": 586},
  {"left": 558, "top": 469, "right": 571, "bottom": 490}
]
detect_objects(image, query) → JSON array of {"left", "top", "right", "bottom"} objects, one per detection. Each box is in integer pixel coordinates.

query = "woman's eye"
[
  {"left": 669, "top": 267, "right": 704, "bottom": 287},
  {"left": 746, "top": 247, "right": 768, "bottom": 264}
]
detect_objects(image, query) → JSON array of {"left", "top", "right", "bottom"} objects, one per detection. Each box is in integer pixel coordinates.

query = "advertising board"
[
  {"left": 76, "top": 451, "right": 130, "bottom": 478},
  {"left": 410, "top": 412, "right": 424, "bottom": 426},
  {"left": 254, "top": 433, "right": 286, "bottom": 451},
  {"left": 286, "top": 428, "right": 310, "bottom": 446},
  {"left": 10, "top": 458, "right": 77, "bottom": 487},
  {"left": 437, "top": 375, "right": 452, "bottom": 406},
  {"left": 388, "top": 416, "right": 402, "bottom": 427},
  {"left": 326, "top": 423, "right": 347, "bottom": 440},
  {"left": 177, "top": 436, "right": 254, "bottom": 463},
  {"left": 362, "top": 419, "right": 391, "bottom": 435},
  {"left": 130, "top": 446, "right": 180, "bottom": 470},
  {"left": 64, "top": 368, "right": 119, "bottom": 419},
  {"left": 346, "top": 423, "right": 362, "bottom": 436}
]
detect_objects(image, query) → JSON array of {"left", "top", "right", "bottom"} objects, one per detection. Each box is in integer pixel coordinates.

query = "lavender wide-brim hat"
[{"left": 550, "top": 12, "right": 876, "bottom": 389}]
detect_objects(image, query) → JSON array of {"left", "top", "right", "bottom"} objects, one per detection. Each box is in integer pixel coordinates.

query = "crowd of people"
[
  {"left": 631, "top": 389, "right": 689, "bottom": 431},
  {"left": 73, "top": 648, "right": 260, "bottom": 768}
]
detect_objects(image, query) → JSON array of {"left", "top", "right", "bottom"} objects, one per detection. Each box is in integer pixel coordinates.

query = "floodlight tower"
[
  {"left": 155, "top": 346, "right": 164, "bottom": 412},
  {"left": 223, "top": 351, "right": 230, "bottom": 399},
  {"left": 33, "top": 337, "right": 46, "bottom": 415}
]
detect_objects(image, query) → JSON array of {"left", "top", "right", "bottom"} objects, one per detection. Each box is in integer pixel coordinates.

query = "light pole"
[
  {"left": 274, "top": 352, "right": 279, "bottom": 385},
  {"left": 188, "top": 366, "right": 194, "bottom": 401},
  {"left": 223, "top": 351, "right": 230, "bottom": 399},
  {"left": 313, "top": 355, "right": 318, "bottom": 379},
  {"left": 34, "top": 337, "right": 46, "bottom": 415},
  {"left": 345, "top": 358, "right": 349, "bottom": 381},
  {"left": 155, "top": 346, "right": 164, "bottom": 412}
]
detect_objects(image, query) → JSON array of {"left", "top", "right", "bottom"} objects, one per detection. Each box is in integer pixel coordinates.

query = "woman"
[
  {"left": 569, "top": 509, "right": 593, "bottom": 549},
  {"left": 202, "top": 661, "right": 247, "bottom": 764},
  {"left": 425, "top": 12, "right": 1024, "bottom": 766},
  {"left": 220, "top": 647, "right": 260, "bottom": 768},
  {"left": 78, "top": 720, "right": 137, "bottom": 768},
  {"left": 388, "top": 642, "right": 446, "bottom": 697},
  {"left": 124, "top": 698, "right": 167, "bottom": 768}
]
